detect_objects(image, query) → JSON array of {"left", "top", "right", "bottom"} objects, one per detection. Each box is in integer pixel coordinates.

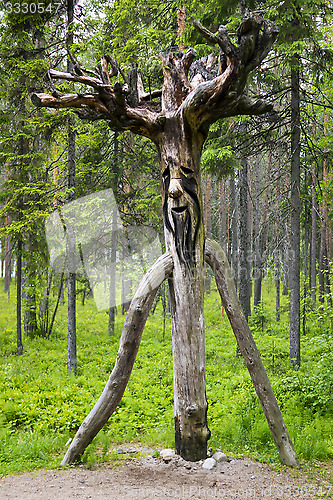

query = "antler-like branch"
[
  {"left": 32, "top": 58, "right": 163, "bottom": 139},
  {"left": 48, "top": 69, "right": 106, "bottom": 90},
  {"left": 182, "top": 13, "right": 278, "bottom": 127}
]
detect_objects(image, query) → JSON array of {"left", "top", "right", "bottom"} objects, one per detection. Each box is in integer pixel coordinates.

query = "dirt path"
[{"left": 1, "top": 447, "right": 332, "bottom": 499}]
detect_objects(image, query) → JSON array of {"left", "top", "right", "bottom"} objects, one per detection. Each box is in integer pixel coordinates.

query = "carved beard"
[{"left": 163, "top": 173, "right": 201, "bottom": 267}]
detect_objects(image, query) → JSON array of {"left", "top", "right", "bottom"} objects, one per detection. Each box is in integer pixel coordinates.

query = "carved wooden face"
[{"left": 162, "top": 159, "right": 201, "bottom": 266}]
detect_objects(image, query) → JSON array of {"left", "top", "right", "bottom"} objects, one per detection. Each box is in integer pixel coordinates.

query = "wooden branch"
[
  {"left": 182, "top": 48, "right": 197, "bottom": 74},
  {"left": 137, "top": 73, "right": 162, "bottom": 102},
  {"left": 205, "top": 239, "right": 299, "bottom": 467},
  {"left": 245, "top": 19, "right": 280, "bottom": 72},
  {"left": 104, "top": 54, "right": 127, "bottom": 83},
  {"left": 65, "top": 38, "right": 84, "bottom": 76},
  {"left": 46, "top": 70, "right": 64, "bottom": 98},
  {"left": 31, "top": 92, "right": 109, "bottom": 114},
  {"left": 61, "top": 251, "right": 173, "bottom": 465},
  {"left": 183, "top": 14, "right": 278, "bottom": 126},
  {"left": 230, "top": 95, "right": 274, "bottom": 116},
  {"left": 193, "top": 20, "right": 237, "bottom": 60},
  {"left": 49, "top": 69, "right": 105, "bottom": 90}
]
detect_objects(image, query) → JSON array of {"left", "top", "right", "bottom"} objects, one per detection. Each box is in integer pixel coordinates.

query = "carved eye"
[
  {"left": 181, "top": 166, "right": 193, "bottom": 176},
  {"left": 162, "top": 167, "right": 170, "bottom": 181}
]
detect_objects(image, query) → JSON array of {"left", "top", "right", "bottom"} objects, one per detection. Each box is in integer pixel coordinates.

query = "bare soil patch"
[{"left": 1, "top": 446, "right": 332, "bottom": 499}]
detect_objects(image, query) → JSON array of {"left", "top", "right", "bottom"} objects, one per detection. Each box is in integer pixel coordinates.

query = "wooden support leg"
[
  {"left": 205, "top": 239, "right": 299, "bottom": 467},
  {"left": 61, "top": 252, "right": 173, "bottom": 465}
]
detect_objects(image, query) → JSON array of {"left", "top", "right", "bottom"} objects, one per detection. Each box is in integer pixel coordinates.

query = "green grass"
[{"left": 0, "top": 275, "right": 332, "bottom": 476}]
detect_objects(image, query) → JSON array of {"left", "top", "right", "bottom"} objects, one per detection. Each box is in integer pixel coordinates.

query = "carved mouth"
[{"left": 171, "top": 206, "right": 187, "bottom": 214}]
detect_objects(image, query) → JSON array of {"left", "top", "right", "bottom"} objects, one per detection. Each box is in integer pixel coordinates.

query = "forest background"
[{"left": 0, "top": 0, "right": 332, "bottom": 476}]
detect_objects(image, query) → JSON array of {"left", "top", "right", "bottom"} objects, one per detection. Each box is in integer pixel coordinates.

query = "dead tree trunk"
[{"left": 32, "top": 12, "right": 290, "bottom": 464}]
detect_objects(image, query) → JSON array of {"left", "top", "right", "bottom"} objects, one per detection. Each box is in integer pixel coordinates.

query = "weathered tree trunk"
[
  {"left": 205, "top": 239, "right": 299, "bottom": 467},
  {"left": 61, "top": 252, "right": 173, "bottom": 465},
  {"left": 289, "top": 59, "right": 301, "bottom": 369},
  {"left": 158, "top": 114, "right": 210, "bottom": 461}
]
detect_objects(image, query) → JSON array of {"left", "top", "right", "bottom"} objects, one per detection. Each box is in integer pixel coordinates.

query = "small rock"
[
  {"left": 160, "top": 448, "right": 176, "bottom": 462},
  {"left": 213, "top": 451, "right": 228, "bottom": 463},
  {"left": 202, "top": 458, "right": 217, "bottom": 470},
  {"left": 185, "top": 464, "right": 192, "bottom": 470},
  {"left": 207, "top": 447, "right": 213, "bottom": 457}
]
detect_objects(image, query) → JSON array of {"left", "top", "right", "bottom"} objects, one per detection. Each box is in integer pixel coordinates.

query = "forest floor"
[{"left": 0, "top": 445, "right": 332, "bottom": 499}]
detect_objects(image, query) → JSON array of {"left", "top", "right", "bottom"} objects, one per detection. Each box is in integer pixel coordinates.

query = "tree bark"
[
  {"left": 205, "top": 239, "right": 299, "bottom": 467},
  {"left": 238, "top": 155, "right": 250, "bottom": 320},
  {"left": 289, "top": 59, "right": 301, "bottom": 369},
  {"left": 159, "top": 114, "right": 210, "bottom": 461},
  {"left": 61, "top": 252, "right": 173, "bottom": 465}
]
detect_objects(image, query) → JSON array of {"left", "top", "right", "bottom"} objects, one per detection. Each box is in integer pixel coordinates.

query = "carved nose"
[{"left": 168, "top": 178, "right": 183, "bottom": 199}]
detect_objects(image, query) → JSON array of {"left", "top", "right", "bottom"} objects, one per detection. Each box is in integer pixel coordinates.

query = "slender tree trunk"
[
  {"left": 23, "top": 261, "right": 37, "bottom": 336},
  {"left": 218, "top": 179, "right": 226, "bottom": 253},
  {"left": 48, "top": 273, "right": 64, "bottom": 338},
  {"left": 282, "top": 220, "right": 290, "bottom": 296},
  {"left": 230, "top": 175, "right": 238, "bottom": 290},
  {"left": 67, "top": 0, "right": 77, "bottom": 375},
  {"left": 310, "top": 154, "right": 317, "bottom": 308},
  {"left": 303, "top": 182, "right": 310, "bottom": 336},
  {"left": 289, "top": 59, "right": 301, "bottom": 369},
  {"left": 16, "top": 239, "right": 23, "bottom": 355},
  {"left": 275, "top": 179, "right": 281, "bottom": 322},
  {"left": 275, "top": 260, "right": 281, "bottom": 322},
  {"left": 254, "top": 153, "right": 262, "bottom": 307},
  {"left": 0, "top": 238, "right": 3, "bottom": 278},
  {"left": 238, "top": 156, "right": 250, "bottom": 320},
  {"left": 4, "top": 224, "right": 12, "bottom": 296},
  {"left": 108, "top": 206, "right": 118, "bottom": 336}
]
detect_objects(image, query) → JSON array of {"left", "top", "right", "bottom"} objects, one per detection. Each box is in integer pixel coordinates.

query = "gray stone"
[
  {"left": 202, "top": 458, "right": 217, "bottom": 470},
  {"left": 160, "top": 448, "right": 176, "bottom": 462},
  {"left": 213, "top": 451, "right": 228, "bottom": 463}
]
